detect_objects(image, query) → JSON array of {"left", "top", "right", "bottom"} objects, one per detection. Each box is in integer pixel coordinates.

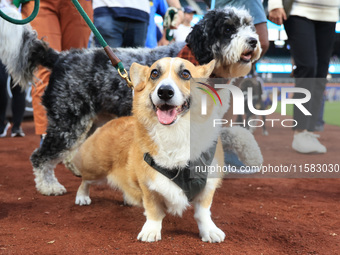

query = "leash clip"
[{"left": 118, "top": 68, "right": 134, "bottom": 89}]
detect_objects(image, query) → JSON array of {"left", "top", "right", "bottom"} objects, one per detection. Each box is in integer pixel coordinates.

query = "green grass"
[{"left": 276, "top": 101, "right": 340, "bottom": 127}]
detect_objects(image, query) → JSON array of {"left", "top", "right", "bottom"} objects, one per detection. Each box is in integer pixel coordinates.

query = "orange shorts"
[{"left": 22, "top": 0, "right": 93, "bottom": 135}]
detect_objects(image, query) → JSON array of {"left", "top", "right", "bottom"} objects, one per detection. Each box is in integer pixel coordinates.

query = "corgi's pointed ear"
[
  {"left": 198, "top": 60, "right": 216, "bottom": 78},
  {"left": 130, "top": 63, "right": 149, "bottom": 88}
]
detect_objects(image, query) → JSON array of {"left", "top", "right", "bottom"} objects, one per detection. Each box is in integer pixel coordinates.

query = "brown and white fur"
[{"left": 69, "top": 58, "right": 230, "bottom": 242}]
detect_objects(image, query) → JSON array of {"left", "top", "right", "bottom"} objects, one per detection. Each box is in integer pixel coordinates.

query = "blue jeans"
[
  {"left": 0, "top": 61, "right": 26, "bottom": 130},
  {"left": 94, "top": 14, "right": 148, "bottom": 48}
]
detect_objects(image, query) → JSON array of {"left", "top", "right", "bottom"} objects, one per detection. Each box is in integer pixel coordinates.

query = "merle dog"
[{"left": 0, "top": 6, "right": 261, "bottom": 195}]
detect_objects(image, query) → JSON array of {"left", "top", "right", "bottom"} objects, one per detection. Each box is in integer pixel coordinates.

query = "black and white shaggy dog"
[{"left": 0, "top": 6, "right": 261, "bottom": 196}]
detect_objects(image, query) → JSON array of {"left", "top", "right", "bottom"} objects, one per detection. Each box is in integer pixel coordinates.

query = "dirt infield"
[{"left": 0, "top": 116, "right": 339, "bottom": 254}]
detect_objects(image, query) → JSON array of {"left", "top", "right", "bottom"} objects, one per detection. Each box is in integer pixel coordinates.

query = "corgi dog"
[{"left": 69, "top": 57, "right": 230, "bottom": 242}]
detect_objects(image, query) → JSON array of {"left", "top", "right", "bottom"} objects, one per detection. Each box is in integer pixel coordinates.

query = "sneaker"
[
  {"left": 11, "top": 127, "right": 25, "bottom": 137},
  {"left": 292, "top": 131, "right": 326, "bottom": 154},
  {"left": 0, "top": 122, "right": 11, "bottom": 138}
]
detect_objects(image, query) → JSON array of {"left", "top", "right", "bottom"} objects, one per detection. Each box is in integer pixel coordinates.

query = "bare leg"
[{"left": 255, "top": 22, "right": 269, "bottom": 58}]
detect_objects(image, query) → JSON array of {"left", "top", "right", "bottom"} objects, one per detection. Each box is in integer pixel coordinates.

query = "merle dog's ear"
[
  {"left": 186, "top": 11, "right": 215, "bottom": 64},
  {"left": 130, "top": 62, "right": 149, "bottom": 88},
  {"left": 197, "top": 60, "right": 216, "bottom": 77}
]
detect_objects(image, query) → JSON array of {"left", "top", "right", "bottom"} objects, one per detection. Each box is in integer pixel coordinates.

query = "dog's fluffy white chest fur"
[
  {"left": 148, "top": 119, "right": 190, "bottom": 169},
  {"left": 145, "top": 118, "right": 191, "bottom": 215},
  {"left": 147, "top": 173, "right": 189, "bottom": 216}
]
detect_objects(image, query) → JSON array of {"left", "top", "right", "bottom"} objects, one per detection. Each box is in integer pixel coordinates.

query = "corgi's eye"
[
  {"left": 150, "top": 69, "right": 160, "bottom": 80},
  {"left": 180, "top": 70, "right": 191, "bottom": 80}
]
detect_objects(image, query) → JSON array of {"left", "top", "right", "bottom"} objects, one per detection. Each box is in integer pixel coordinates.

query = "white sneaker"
[
  {"left": 292, "top": 131, "right": 327, "bottom": 154},
  {"left": 0, "top": 122, "right": 11, "bottom": 138}
]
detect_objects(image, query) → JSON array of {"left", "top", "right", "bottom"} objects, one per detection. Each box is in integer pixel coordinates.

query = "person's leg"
[
  {"left": 0, "top": 61, "right": 8, "bottom": 130},
  {"left": 21, "top": 0, "right": 62, "bottom": 135},
  {"left": 284, "top": 16, "right": 326, "bottom": 153},
  {"left": 94, "top": 14, "right": 124, "bottom": 48},
  {"left": 284, "top": 16, "right": 317, "bottom": 131},
  {"left": 31, "top": 70, "right": 52, "bottom": 135},
  {"left": 307, "top": 21, "right": 336, "bottom": 131},
  {"left": 59, "top": 0, "right": 93, "bottom": 50},
  {"left": 123, "top": 21, "right": 148, "bottom": 47},
  {"left": 10, "top": 79, "right": 26, "bottom": 134},
  {"left": 315, "top": 94, "right": 326, "bottom": 131},
  {"left": 315, "top": 22, "right": 336, "bottom": 78}
]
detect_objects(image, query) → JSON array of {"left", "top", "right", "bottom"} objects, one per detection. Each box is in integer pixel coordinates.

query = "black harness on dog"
[{"left": 143, "top": 141, "right": 217, "bottom": 201}]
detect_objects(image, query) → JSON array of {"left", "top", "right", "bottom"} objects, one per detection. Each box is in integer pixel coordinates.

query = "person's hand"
[
  {"left": 269, "top": 8, "right": 287, "bottom": 25},
  {"left": 175, "top": 9, "right": 184, "bottom": 28},
  {"left": 166, "top": 0, "right": 184, "bottom": 28},
  {"left": 158, "top": 36, "right": 169, "bottom": 46},
  {"left": 163, "top": 7, "right": 182, "bottom": 29}
]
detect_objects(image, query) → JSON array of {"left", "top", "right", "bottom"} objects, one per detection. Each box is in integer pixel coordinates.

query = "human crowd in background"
[{"left": 0, "top": 0, "right": 339, "bottom": 156}]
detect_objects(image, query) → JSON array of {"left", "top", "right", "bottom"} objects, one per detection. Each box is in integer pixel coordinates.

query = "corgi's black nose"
[
  {"left": 248, "top": 37, "right": 257, "bottom": 48},
  {"left": 158, "top": 85, "right": 175, "bottom": 101}
]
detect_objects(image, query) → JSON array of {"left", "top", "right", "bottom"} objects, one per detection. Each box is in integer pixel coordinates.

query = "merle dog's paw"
[{"left": 36, "top": 181, "right": 67, "bottom": 196}]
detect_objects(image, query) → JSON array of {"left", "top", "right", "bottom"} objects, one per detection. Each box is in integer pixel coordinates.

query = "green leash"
[
  {"left": 71, "top": 0, "right": 133, "bottom": 88},
  {"left": 0, "top": 0, "right": 39, "bottom": 25}
]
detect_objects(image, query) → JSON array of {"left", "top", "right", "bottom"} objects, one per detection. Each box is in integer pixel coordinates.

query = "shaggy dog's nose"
[
  {"left": 158, "top": 85, "right": 175, "bottom": 101},
  {"left": 247, "top": 37, "right": 258, "bottom": 48}
]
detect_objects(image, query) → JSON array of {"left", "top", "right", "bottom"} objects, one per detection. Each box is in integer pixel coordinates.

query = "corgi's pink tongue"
[{"left": 156, "top": 108, "right": 177, "bottom": 125}]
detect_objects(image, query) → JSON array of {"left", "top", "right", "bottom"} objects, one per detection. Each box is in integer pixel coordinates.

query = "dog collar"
[
  {"left": 143, "top": 141, "right": 217, "bottom": 201},
  {"left": 177, "top": 45, "right": 199, "bottom": 66},
  {"left": 177, "top": 45, "right": 231, "bottom": 81}
]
